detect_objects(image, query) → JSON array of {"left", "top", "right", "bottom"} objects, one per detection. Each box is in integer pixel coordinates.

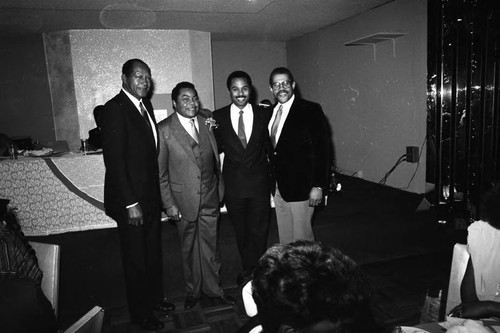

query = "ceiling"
[{"left": 0, "top": 0, "right": 394, "bottom": 41}]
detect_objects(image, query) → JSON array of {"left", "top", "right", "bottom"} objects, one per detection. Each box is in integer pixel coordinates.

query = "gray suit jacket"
[{"left": 157, "top": 109, "right": 224, "bottom": 222}]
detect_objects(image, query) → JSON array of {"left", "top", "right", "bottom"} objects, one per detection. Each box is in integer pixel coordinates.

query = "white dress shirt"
[
  {"left": 230, "top": 103, "right": 253, "bottom": 142},
  {"left": 268, "top": 94, "right": 295, "bottom": 144},
  {"left": 121, "top": 88, "right": 157, "bottom": 147},
  {"left": 176, "top": 112, "right": 199, "bottom": 140}
]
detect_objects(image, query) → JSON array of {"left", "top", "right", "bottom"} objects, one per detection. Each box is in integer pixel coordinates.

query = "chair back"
[
  {"left": 445, "top": 243, "right": 470, "bottom": 314},
  {"left": 29, "top": 241, "right": 60, "bottom": 317},
  {"left": 63, "top": 306, "right": 104, "bottom": 333}
]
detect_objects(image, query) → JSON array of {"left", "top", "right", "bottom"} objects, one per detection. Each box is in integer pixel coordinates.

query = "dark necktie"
[
  {"left": 270, "top": 105, "right": 283, "bottom": 148},
  {"left": 238, "top": 110, "right": 247, "bottom": 148},
  {"left": 139, "top": 102, "right": 152, "bottom": 133},
  {"left": 189, "top": 118, "right": 199, "bottom": 144}
]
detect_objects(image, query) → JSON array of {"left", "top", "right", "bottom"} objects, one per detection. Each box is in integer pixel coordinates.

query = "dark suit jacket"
[
  {"left": 270, "top": 97, "right": 330, "bottom": 202},
  {"left": 213, "top": 104, "right": 272, "bottom": 198},
  {"left": 101, "top": 90, "right": 161, "bottom": 219},
  {"left": 157, "top": 109, "right": 224, "bottom": 222}
]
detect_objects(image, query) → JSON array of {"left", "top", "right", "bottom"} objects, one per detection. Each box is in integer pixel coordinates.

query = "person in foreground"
[
  {"left": 445, "top": 319, "right": 491, "bottom": 333},
  {"left": 213, "top": 71, "right": 272, "bottom": 286},
  {"left": 0, "top": 200, "right": 57, "bottom": 333},
  {"left": 157, "top": 81, "right": 235, "bottom": 310},
  {"left": 268, "top": 67, "right": 330, "bottom": 244},
  {"left": 100, "top": 59, "right": 174, "bottom": 331},
  {"left": 449, "top": 183, "right": 500, "bottom": 319},
  {"left": 250, "top": 240, "right": 379, "bottom": 333}
]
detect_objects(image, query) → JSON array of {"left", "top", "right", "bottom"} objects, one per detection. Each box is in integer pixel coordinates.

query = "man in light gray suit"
[{"left": 157, "top": 81, "right": 234, "bottom": 310}]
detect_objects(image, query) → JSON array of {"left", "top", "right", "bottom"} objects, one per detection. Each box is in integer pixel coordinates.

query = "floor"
[{"left": 26, "top": 175, "right": 467, "bottom": 332}]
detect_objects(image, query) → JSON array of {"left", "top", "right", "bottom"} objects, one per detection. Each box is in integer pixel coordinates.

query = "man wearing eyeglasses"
[{"left": 268, "top": 67, "right": 330, "bottom": 244}]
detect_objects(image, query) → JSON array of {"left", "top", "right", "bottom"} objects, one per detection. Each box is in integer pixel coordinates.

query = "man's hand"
[
  {"left": 166, "top": 205, "right": 182, "bottom": 221},
  {"left": 308, "top": 187, "right": 323, "bottom": 207},
  {"left": 127, "top": 204, "right": 143, "bottom": 226}
]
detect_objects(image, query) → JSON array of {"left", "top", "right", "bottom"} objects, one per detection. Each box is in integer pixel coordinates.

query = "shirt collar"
[
  {"left": 275, "top": 94, "right": 295, "bottom": 111},
  {"left": 176, "top": 112, "right": 198, "bottom": 127},
  {"left": 230, "top": 103, "right": 252, "bottom": 115},
  {"left": 121, "top": 88, "right": 143, "bottom": 110}
]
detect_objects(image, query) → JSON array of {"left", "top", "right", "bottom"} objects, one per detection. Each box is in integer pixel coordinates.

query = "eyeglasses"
[{"left": 271, "top": 80, "right": 292, "bottom": 90}]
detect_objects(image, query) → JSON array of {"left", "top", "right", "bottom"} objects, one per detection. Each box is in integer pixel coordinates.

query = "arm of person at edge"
[
  {"left": 308, "top": 105, "right": 330, "bottom": 207},
  {"left": 449, "top": 257, "right": 500, "bottom": 319},
  {"left": 157, "top": 122, "right": 181, "bottom": 222},
  {"left": 101, "top": 101, "right": 144, "bottom": 226}
]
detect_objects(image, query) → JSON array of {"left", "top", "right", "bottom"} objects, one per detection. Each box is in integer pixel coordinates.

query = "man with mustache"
[
  {"left": 213, "top": 71, "right": 272, "bottom": 286},
  {"left": 157, "top": 82, "right": 235, "bottom": 310},
  {"left": 268, "top": 67, "right": 330, "bottom": 244}
]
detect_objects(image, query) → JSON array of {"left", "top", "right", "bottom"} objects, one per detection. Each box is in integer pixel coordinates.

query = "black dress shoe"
[
  {"left": 213, "top": 295, "right": 236, "bottom": 305},
  {"left": 184, "top": 296, "right": 198, "bottom": 309},
  {"left": 136, "top": 316, "right": 165, "bottom": 331},
  {"left": 155, "top": 298, "right": 175, "bottom": 312}
]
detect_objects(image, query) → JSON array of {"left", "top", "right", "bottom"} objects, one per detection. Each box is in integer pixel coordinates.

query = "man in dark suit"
[
  {"left": 213, "top": 71, "right": 272, "bottom": 285},
  {"left": 158, "top": 81, "right": 235, "bottom": 310},
  {"left": 100, "top": 59, "right": 174, "bottom": 331},
  {"left": 268, "top": 67, "right": 330, "bottom": 244}
]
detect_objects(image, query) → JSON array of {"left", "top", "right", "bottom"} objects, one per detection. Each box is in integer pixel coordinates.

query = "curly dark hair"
[
  {"left": 480, "top": 183, "right": 500, "bottom": 229},
  {"left": 252, "top": 240, "right": 374, "bottom": 333}
]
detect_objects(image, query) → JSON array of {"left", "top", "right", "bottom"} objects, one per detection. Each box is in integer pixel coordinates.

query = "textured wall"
[
  {"left": 287, "top": 0, "right": 427, "bottom": 193},
  {"left": 43, "top": 31, "right": 80, "bottom": 151},
  {"left": 211, "top": 41, "right": 286, "bottom": 109},
  {"left": 43, "top": 29, "right": 213, "bottom": 150}
]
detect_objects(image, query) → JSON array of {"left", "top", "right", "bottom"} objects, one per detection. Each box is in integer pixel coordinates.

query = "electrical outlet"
[{"left": 406, "top": 146, "right": 419, "bottom": 163}]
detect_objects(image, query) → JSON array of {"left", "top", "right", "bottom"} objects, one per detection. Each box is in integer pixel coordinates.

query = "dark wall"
[{"left": 0, "top": 34, "right": 55, "bottom": 143}]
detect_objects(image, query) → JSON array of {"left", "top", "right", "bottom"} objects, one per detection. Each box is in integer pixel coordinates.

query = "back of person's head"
[
  {"left": 226, "top": 70, "right": 252, "bottom": 90},
  {"left": 480, "top": 183, "right": 500, "bottom": 229},
  {"left": 171, "top": 81, "right": 196, "bottom": 101},
  {"left": 252, "top": 240, "right": 375, "bottom": 333}
]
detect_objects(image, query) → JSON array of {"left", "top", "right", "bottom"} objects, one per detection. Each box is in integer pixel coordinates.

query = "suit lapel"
[
  {"left": 119, "top": 91, "right": 157, "bottom": 150},
  {"left": 145, "top": 104, "right": 159, "bottom": 151},
  {"left": 198, "top": 114, "right": 221, "bottom": 167},
  {"left": 276, "top": 100, "right": 299, "bottom": 148},
  {"left": 170, "top": 114, "right": 199, "bottom": 166},
  {"left": 222, "top": 107, "right": 246, "bottom": 151}
]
